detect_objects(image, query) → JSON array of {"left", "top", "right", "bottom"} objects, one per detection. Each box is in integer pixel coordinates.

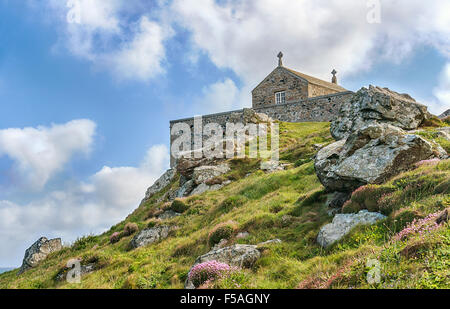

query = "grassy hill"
[{"left": 0, "top": 121, "right": 448, "bottom": 289}]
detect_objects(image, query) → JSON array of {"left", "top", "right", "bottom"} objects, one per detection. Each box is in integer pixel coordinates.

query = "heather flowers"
[
  {"left": 393, "top": 212, "right": 443, "bottom": 241},
  {"left": 188, "top": 260, "right": 236, "bottom": 288},
  {"left": 415, "top": 158, "right": 440, "bottom": 168},
  {"left": 110, "top": 232, "right": 121, "bottom": 244}
]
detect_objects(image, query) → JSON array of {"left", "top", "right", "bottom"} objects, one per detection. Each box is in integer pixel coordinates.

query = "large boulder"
[
  {"left": 315, "top": 123, "right": 434, "bottom": 192},
  {"left": 185, "top": 244, "right": 261, "bottom": 289},
  {"left": 129, "top": 226, "right": 170, "bottom": 249},
  {"left": 331, "top": 86, "right": 430, "bottom": 141},
  {"left": 439, "top": 109, "right": 450, "bottom": 119},
  {"left": 19, "top": 237, "right": 62, "bottom": 274},
  {"left": 142, "top": 169, "right": 176, "bottom": 203},
  {"left": 192, "top": 163, "right": 230, "bottom": 185},
  {"left": 317, "top": 210, "right": 386, "bottom": 247}
]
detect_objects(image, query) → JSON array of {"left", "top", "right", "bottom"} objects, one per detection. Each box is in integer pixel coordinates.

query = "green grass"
[{"left": 0, "top": 122, "right": 448, "bottom": 289}]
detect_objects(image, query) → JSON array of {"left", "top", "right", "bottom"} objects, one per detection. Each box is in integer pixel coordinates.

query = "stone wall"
[
  {"left": 254, "top": 91, "right": 354, "bottom": 122},
  {"left": 252, "top": 67, "right": 309, "bottom": 108},
  {"left": 170, "top": 91, "right": 354, "bottom": 166}
]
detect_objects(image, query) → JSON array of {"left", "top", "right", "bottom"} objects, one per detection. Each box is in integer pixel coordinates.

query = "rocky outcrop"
[
  {"left": 129, "top": 226, "right": 170, "bottom": 249},
  {"left": 185, "top": 240, "right": 281, "bottom": 288},
  {"left": 331, "top": 86, "right": 430, "bottom": 141},
  {"left": 316, "top": 123, "right": 434, "bottom": 192},
  {"left": 315, "top": 87, "right": 437, "bottom": 192},
  {"left": 317, "top": 210, "right": 386, "bottom": 247},
  {"left": 439, "top": 109, "right": 450, "bottom": 119},
  {"left": 142, "top": 169, "right": 176, "bottom": 203},
  {"left": 19, "top": 237, "right": 62, "bottom": 274},
  {"left": 192, "top": 164, "right": 230, "bottom": 185}
]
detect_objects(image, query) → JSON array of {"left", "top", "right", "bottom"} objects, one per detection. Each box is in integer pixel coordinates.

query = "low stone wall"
[
  {"left": 254, "top": 91, "right": 354, "bottom": 122},
  {"left": 169, "top": 91, "right": 354, "bottom": 166}
]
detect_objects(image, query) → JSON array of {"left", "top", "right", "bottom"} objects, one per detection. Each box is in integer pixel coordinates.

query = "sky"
[{"left": 0, "top": 0, "right": 449, "bottom": 267}]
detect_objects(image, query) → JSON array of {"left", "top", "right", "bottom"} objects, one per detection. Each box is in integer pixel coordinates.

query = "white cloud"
[
  {"left": 171, "top": 0, "right": 450, "bottom": 85},
  {"left": 0, "top": 144, "right": 169, "bottom": 266},
  {"left": 433, "top": 63, "right": 450, "bottom": 114},
  {"left": 45, "top": 0, "right": 172, "bottom": 81},
  {"left": 0, "top": 119, "right": 96, "bottom": 191},
  {"left": 193, "top": 78, "right": 243, "bottom": 114},
  {"left": 108, "top": 17, "right": 169, "bottom": 81}
]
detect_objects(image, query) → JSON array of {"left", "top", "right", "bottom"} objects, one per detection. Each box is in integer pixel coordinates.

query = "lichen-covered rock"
[
  {"left": 192, "top": 164, "right": 230, "bottom": 185},
  {"left": 129, "top": 226, "right": 170, "bottom": 249},
  {"left": 189, "top": 183, "right": 225, "bottom": 196},
  {"left": 176, "top": 179, "right": 195, "bottom": 198},
  {"left": 317, "top": 210, "right": 386, "bottom": 247},
  {"left": 19, "top": 237, "right": 62, "bottom": 274},
  {"left": 331, "top": 86, "right": 430, "bottom": 141},
  {"left": 315, "top": 123, "right": 434, "bottom": 192},
  {"left": 185, "top": 244, "right": 261, "bottom": 289},
  {"left": 157, "top": 210, "right": 181, "bottom": 220},
  {"left": 142, "top": 169, "right": 176, "bottom": 203},
  {"left": 438, "top": 109, "right": 450, "bottom": 119}
]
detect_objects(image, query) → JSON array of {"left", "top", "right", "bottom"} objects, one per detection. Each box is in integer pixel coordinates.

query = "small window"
[{"left": 275, "top": 91, "right": 286, "bottom": 105}]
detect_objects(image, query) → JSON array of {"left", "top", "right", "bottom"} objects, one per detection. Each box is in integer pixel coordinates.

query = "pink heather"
[
  {"left": 189, "top": 260, "right": 236, "bottom": 287},
  {"left": 394, "top": 211, "right": 443, "bottom": 241},
  {"left": 415, "top": 158, "right": 440, "bottom": 167}
]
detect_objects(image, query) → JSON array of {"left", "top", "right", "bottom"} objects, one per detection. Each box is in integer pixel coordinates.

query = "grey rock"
[
  {"left": 211, "top": 239, "right": 228, "bottom": 251},
  {"left": 192, "top": 164, "right": 230, "bottom": 185},
  {"left": 157, "top": 210, "right": 181, "bottom": 220},
  {"left": 236, "top": 232, "right": 250, "bottom": 239},
  {"left": 438, "top": 109, "right": 450, "bottom": 119},
  {"left": 257, "top": 239, "right": 282, "bottom": 248},
  {"left": 142, "top": 169, "right": 176, "bottom": 203},
  {"left": 190, "top": 183, "right": 224, "bottom": 196},
  {"left": 315, "top": 123, "right": 434, "bottom": 192},
  {"left": 260, "top": 161, "right": 285, "bottom": 173},
  {"left": 185, "top": 244, "right": 261, "bottom": 289},
  {"left": 331, "top": 86, "right": 430, "bottom": 141},
  {"left": 19, "top": 237, "right": 62, "bottom": 274},
  {"left": 325, "top": 191, "right": 351, "bottom": 209},
  {"left": 317, "top": 210, "right": 386, "bottom": 247},
  {"left": 129, "top": 226, "right": 170, "bottom": 249},
  {"left": 176, "top": 179, "right": 195, "bottom": 198}
]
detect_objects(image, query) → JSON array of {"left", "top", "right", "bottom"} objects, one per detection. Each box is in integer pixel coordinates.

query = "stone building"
[
  {"left": 252, "top": 52, "right": 348, "bottom": 108},
  {"left": 169, "top": 53, "right": 354, "bottom": 166}
]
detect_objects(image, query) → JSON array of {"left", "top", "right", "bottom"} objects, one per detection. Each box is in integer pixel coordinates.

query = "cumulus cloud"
[
  {"left": 45, "top": 0, "right": 172, "bottom": 81},
  {"left": 0, "top": 119, "right": 96, "bottom": 190},
  {"left": 0, "top": 144, "right": 169, "bottom": 266},
  {"left": 171, "top": 0, "right": 450, "bottom": 84},
  {"left": 432, "top": 63, "right": 450, "bottom": 114},
  {"left": 193, "top": 78, "right": 243, "bottom": 114}
]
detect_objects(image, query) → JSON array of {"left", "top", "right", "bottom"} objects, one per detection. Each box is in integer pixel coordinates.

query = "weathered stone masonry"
[
  {"left": 170, "top": 91, "right": 354, "bottom": 166},
  {"left": 170, "top": 54, "right": 353, "bottom": 167}
]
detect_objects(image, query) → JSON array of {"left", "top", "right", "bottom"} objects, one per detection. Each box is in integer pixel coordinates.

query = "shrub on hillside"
[
  {"left": 218, "top": 196, "right": 248, "bottom": 213},
  {"left": 208, "top": 222, "right": 238, "bottom": 246},
  {"left": 72, "top": 235, "right": 97, "bottom": 250},
  {"left": 171, "top": 199, "right": 189, "bottom": 213},
  {"left": 343, "top": 185, "right": 396, "bottom": 214},
  {"left": 188, "top": 260, "right": 233, "bottom": 288},
  {"left": 110, "top": 232, "right": 122, "bottom": 244},
  {"left": 123, "top": 223, "right": 139, "bottom": 236}
]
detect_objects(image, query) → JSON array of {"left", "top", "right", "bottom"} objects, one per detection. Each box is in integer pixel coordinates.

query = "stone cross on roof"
[
  {"left": 331, "top": 69, "right": 337, "bottom": 84},
  {"left": 277, "top": 52, "right": 283, "bottom": 67}
]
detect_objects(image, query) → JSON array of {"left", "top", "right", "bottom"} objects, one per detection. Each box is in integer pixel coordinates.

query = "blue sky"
[{"left": 0, "top": 0, "right": 449, "bottom": 266}]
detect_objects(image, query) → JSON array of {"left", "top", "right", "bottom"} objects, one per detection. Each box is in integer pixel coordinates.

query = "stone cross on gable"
[
  {"left": 331, "top": 69, "right": 337, "bottom": 84},
  {"left": 277, "top": 52, "right": 283, "bottom": 67}
]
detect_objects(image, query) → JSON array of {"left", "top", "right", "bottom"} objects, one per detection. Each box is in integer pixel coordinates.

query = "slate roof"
[{"left": 285, "top": 67, "right": 348, "bottom": 92}]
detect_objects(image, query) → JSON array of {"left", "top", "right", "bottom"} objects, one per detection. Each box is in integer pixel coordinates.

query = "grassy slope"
[{"left": 0, "top": 122, "right": 448, "bottom": 289}]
